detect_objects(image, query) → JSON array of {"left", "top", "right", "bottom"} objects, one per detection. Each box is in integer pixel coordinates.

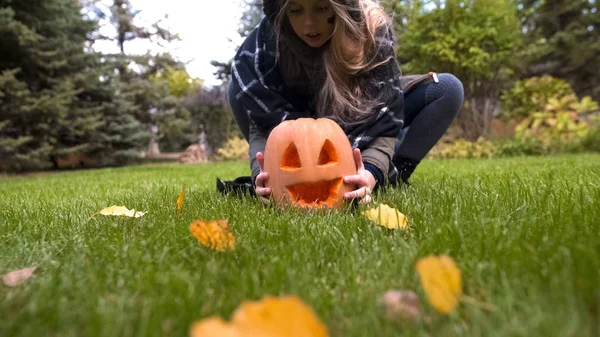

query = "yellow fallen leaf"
[
  {"left": 233, "top": 296, "right": 329, "bottom": 337},
  {"left": 190, "top": 220, "right": 236, "bottom": 252},
  {"left": 2, "top": 267, "right": 39, "bottom": 287},
  {"left": 362, "top": 204, "right": 408, "bottom": 230},
  {"left": 94, "top": 206, "right": 147, "bottom": 218},
  {"left": 176, "top": 185, "right": 185, "bottom": 213},
  {"left": 416, "top": 255, "right": 462, "bottom": 314},
  {"left": 190, "top": 318, "right": 242, "bottom": 337},
  {"left": 190, "top": 296, "right": 328, "bottom": 337}
]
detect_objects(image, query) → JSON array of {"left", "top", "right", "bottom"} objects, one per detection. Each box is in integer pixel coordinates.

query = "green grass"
[{"left": 1, "top": 154, "right": 599, "bottom": 337}]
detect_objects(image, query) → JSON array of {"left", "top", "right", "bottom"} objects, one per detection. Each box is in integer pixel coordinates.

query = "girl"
[{"left": 223, "top": 0, "right": 464, "bottom": 203}]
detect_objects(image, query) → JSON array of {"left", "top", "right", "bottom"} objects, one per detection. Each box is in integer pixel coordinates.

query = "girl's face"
[{"left": 286, "top": 0, "right": 335, "bottom": 48}]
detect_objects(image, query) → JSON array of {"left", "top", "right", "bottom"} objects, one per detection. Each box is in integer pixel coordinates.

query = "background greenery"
[{"left": 1, "top": 0, "right": 599, "bottom": 169}]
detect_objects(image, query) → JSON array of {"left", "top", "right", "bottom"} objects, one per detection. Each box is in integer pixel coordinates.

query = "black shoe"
[
  {"left": 392, "top": 156, "right": 420, "bottom": 186},
  {"left": 216, "top": 176, "right": 256, "bottom": 197}
]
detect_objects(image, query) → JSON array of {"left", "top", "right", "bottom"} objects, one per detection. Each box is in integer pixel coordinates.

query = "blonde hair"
[{"left": 274, "top": 0, "right": 395, "bottom": 124}]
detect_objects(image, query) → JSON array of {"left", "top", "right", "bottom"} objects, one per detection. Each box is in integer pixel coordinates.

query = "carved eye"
[
  {"left": 317, "top": 139, "right": 338, "bottom": 165},
  {"left": 281, "top": 142, "right": 301, "bottom": 169}
]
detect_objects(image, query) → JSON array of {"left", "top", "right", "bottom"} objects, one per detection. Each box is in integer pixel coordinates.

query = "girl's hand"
[
  {"left": 343, "top": 148, "right": 376, "bottom": 204},
  {"left": 255, "top": 152, "right": 271, "bottom": 203}
]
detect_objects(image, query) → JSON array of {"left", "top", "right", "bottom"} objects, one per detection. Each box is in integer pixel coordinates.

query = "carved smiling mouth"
[{"left": 286, "top": 178, "right": 343, "bottom": 208}]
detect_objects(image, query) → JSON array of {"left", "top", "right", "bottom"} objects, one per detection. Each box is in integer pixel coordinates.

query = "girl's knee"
[
  {"left": 438, "top": 73, "right": 464, "bottom": 95},
  {"left": 437, "top": 73, "right": 464, "bottom": 107}
]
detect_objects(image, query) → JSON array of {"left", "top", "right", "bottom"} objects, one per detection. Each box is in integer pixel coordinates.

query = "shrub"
[
  {"left": 500, "top": 76, "right": 573, "bottom": 121},
  {"left": 495, "top": 137, "right": 546, "bottom": 157},
  {"left": 580, "top": 126, "right": 600, "bottom": 153},
  {"left": 216, "top": 136, "right": 249, "bottom": 161},
  {"left": 515, "top": 94, "right": 599, "bottom": 149},
  {"left": 429, "top": 137, "right": 497, "bottom": 159}
]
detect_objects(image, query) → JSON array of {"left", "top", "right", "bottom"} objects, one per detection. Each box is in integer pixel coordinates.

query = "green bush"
[
  {"left": 429, "top": 138, "right": 497, "bottom": 159},
  {"left": 515, "top": 94, "right": 599, "bottom": 148},
  {"left": 216, "top": 136, "right": 249, "bottom": 161},
  {"left": 500, "top": 76, "right": 573, "bottom": 121},
  {"left": 429, "top": 123, "right": 599, "bottom": 161},
  {"left": 495, "top": 137, "right": 546, "bottom": 157},
  {"left": 580, "top": 126, "right": 600, "bottom": 153}
]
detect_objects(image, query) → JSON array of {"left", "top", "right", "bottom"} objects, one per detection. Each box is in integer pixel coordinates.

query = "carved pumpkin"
[{"left": 264, "top": 118, "right": 357, "bottom": 209}]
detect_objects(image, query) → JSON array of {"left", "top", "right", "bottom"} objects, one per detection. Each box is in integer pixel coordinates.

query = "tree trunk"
[
  {"left": 147, "top": 125, "right": 160, "bottom": 156},
  {"left": 458, "top": 96, "right": 500, "bottom": 141}
]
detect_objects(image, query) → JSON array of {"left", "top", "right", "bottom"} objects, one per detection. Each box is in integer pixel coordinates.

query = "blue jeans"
[{"left": 394, "top": 73, "right": 464, "bottom": 161}]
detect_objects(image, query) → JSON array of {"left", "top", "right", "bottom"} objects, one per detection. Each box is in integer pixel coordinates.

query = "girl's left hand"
[{"left": 343, "top": 148, "right": 376, "bottom": 204}]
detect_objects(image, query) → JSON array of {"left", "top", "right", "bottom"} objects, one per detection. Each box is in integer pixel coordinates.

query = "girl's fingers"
[
  {"left": 353, "top": 148, "right": 364, "bottom": 171},
  {"left": 256, "top": 152, "right": 265, "bottom": 171},
  {"left": 344, "top": 174, "right": 367, "bottom": 186},
  {"left": 352, "top": 149, "right": 365, "bottom": 171},
  {"left": 255, "top": 172, "right": 269, "bottom": 186},
  {"left": 344, "top": 186, "right": 368, "bottom": 200},
  {"left": 255, "top": 171, "right": 271, "bottom": 200},
  {"left": 255, "top": 186, "right": 271, "bottom": 197}
]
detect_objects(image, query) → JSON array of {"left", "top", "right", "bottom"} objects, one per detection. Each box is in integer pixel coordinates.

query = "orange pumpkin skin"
[{"left": 264, "top": 118, "right": 357, "bottom": 209}]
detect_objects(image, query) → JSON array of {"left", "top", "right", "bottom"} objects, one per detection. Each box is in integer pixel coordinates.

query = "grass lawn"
[{"left": 1, "top": 154, "right": 599, "bottom": 337}]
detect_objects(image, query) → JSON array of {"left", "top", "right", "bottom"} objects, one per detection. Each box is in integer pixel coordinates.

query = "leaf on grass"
[
  {"left": 190, "top": 296, "right": 329, "bottom": 337},
  {"left": 362, "top": 204, "right": 408, "bottom": 230},
  {"left": 232, "top": 296, "right": 328, "bottom": 336},
  {"left": 94, "top": 206, "right": 147, "bottom": 218},
  {"left": 2, "top": 267, "right": 39, "bottom": 287},
  {"left": 416, "top": 255, "right": 462, "bottom": 314},
  {"left": 176, "top": 185, "right": 185, "bottom": 213},
  {"left": 190, "top": 318, "right": 241, "bottom": 337},
  {"left": 190, "top": 220, "right": 236, "bottom": 252}
]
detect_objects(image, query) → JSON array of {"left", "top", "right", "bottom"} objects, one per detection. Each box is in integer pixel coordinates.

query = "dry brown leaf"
[
  {"left": 381, "top": 290, "right": 421, "bottom": 322},
  {"left": 362, "top": 204, "right": 408, "bottom": 230},
  {"left": 190, "top": 296, "right": 328, "bottom": 337},
  {"left": 190, "top": 220, "right": 236, "bottom": 252},
  {"left": 2, "top": 267, "right": 39, "bottom": 287},
  {"left": 416, "top": 255, "right": 462, "bottom": 314},
  {"left": 176, "top": 185, "right": 185, "bottom": 213},
  {"left": 94, "top": 205, "right": 147, "bottom": 218}
]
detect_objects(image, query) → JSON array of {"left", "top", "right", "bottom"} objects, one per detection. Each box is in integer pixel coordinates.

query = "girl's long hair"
[{"left": 273, "top": 0, "right": 395, "bottom": 123}]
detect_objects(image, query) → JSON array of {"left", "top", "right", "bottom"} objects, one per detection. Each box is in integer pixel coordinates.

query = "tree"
[
  {"left": 151, "top": 65, "right": 204, "bottom": 98},
  {"left": 210, "top": 60, "right": 233, "bottom": 84},
  {"left": 90, "top": 0, "right": 195, "bottom": 155},
  {"left": 106, "top": 0, "right": 177, "bottom": 54},
  {"left": 148, "top": 63, "right": 205, "bottom": 152},
  {"left": 211, "top": 0, "right": 263, "bottom": 83},
  {"left": 0, "top": 0, "right": 103, "bottom": 171},
  {"left": 184, "top": 86, "right": 235, "bottom": 155},
  {"left": 387, "top": 0, "right": 522, "bottom": 140},
  {"left": 84, "top": 54, "right": 151, "bottom": 165},
  {"left": 237, "top": 0, "right": 263, "bottom": 38},
  {"left": 518, "top": 0, "right": 600, "bottom": 101}
]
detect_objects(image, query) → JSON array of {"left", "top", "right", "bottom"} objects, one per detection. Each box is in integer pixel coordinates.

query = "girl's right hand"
[{"left": 255, "top": 152, "right": 271, "bottom": 202}]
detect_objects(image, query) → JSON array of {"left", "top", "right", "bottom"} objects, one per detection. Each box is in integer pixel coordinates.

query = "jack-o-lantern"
[{"left": 264, "top": 118, "right": 357, "bottom": 209}]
